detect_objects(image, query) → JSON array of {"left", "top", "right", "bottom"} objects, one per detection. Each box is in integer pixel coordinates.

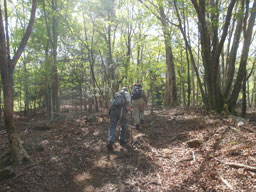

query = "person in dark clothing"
[{"left": 107, "top": 87, "right": 132, "bottom": 151}]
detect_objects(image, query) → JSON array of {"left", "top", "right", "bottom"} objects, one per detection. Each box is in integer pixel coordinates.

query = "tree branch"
[
  {"left": 138, "top": 0, "right": 162, "bottom": 22},
  {"left": 11, "top": 0, "right": 37, "bottom": 71},
  {"left": 214, "top": 157, "right": 256, "bottom": 172},
  {"left": 217, "top": 0, "right": 237, "bottom": 59}
]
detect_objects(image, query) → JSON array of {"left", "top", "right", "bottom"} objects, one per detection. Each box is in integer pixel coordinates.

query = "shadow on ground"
[{"left": 1, "top": 107, "right": 255, "bottom": 191}]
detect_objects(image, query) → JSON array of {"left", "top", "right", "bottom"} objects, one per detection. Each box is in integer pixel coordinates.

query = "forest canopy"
[{"left": 1, "top": 0, "right": 256, "bottom": 115}]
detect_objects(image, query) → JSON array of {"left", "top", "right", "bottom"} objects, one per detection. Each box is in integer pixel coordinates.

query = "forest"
[{"left": 0, "top": 0, "right": 256, "bottom": 191}]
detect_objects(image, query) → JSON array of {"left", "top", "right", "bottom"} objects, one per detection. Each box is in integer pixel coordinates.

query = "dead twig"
[
  {"left": 191, "top": 151, "right": 196, "bottom": 163},
  {"left": 143, "top": 181, "right": 159, "bottom": 187},
  {"left": 180, "top": 157, "right": 193, "bottom": 162},
  {"left": 229, "top": 126, "right": 239, "bottom": 132},
  {"left": 218, "top": 172, "right": 233, "bottom": 190},
  {"left": 180, "top": 151, "right": 196, "bottom": 163},
  {"left": 229, "top": 121, "right": 256, "bottom": 133},
  {"left": 0, "top": 130, "right": 6, "bottom": 135},
  {"left": 156, "top": 132, "right": 187, "bottom": 146},
  {"left": 241, "top": 125, "right": 256, "bottom": 133},
  {"left": 214, "top": 157, "right": 256, "bottom": 172}
]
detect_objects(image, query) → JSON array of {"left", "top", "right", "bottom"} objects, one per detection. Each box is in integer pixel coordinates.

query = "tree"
[
  {"left": 189, "top": 0, "right": 256, "bottom": 112},
  {"left": 139, "top": 0, "right": 178, "bottom": 107},
  {"left": 0, "top": 0, "right": 37, "bottom": 164}
]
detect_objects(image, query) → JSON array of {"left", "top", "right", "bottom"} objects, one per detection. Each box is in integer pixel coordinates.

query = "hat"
[
  {"left": 122, "top": 87, "right": 128, "bottom": 91},
  {"left": 135, "top": 83, "right": 142, "bottom": 88}
]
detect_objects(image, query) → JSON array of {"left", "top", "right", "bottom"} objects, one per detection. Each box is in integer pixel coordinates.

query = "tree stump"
[{"left": 186, "top": 139, "right": 203, "bottom": 148}]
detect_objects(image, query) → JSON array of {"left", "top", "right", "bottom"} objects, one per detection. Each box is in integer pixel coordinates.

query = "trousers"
[
  {"left": 132, "top": 98, "right": 145, "bottom": 125},
  {"left": 108, "top": 107, "right": 128, "bottom": 144}
]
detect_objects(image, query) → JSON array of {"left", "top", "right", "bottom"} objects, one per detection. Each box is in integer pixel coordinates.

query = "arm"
[
  {"left": 142, "top": 90, "right": 148, "bottom": 105},
  {"left": 125, "top": 92, "right": 133, "bottom": 112}
]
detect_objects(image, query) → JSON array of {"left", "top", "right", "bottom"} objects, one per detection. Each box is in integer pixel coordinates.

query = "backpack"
[
  {"left": 131, "top": 87, "right": 143, "bottom": 100},
  {"left": 111, "top": 91, "right": 126, "bottom": 109}
]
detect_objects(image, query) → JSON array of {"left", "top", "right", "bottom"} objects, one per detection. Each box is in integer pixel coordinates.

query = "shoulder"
[{"left": 124, "top": 91, "right": 130, "bottom": 96}]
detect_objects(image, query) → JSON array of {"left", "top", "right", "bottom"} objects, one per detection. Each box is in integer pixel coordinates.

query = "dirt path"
[{"left": 0, "top": 108, "right": 256, "bottom": 191}]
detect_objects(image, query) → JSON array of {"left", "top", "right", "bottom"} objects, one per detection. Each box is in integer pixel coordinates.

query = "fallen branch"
[
  {"left": 218, "top": 172, "right": 233, "bottom": 190},
  {"left": 156, "top": 132, "right": 187, "bottom": 146},
  {"left": 180, "top": 151, "right": 196, "bottom": 163},
  {"left": 229, "top": 123, "right": 256, "bottom": 133},
  {"left": 0, "top": 162, "right": 40, "bottom": 186},
  {"left": 191, "top": 151, "right": 196, "bottom": 163},
  {"left": 214, "top": 157, "right": 256, "bottom": 172},
  {"left": 0, "top": 130, "right": 6, "bottom": 135},
  {"left": 241, "top": 125, "right": 256, "bottom": 133},
  {"left": 0, "top": 172, "right": 24, "bottom": 186},
  {"left": 229, "top": 126, "right": 239, "bottom": 132},
  {"left": 180, "top": 157, "right": 193, "bottom": 162},
  {"left": 143, "top": 181, "right": 159, "bottom": 186}
]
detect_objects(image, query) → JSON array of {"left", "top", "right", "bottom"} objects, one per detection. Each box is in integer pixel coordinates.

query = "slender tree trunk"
[
  {"left": 228, "top": 0, "right": 256, "bottom": 112},
  {"left": 242, "top": 68, "right": 247, "bottom": 117},
  {"left": 180, "top": 50, "right": 186, "bottom": 106},
  {"left": 24, "top": 60, "right": 30, "bottom": 117},
  {"left": 52, "top": 0, "right": 59, "bottom": 113},
  {"left": 174, "top": 0, "right": 206, "bottom": 106},
  {"left": 183, "top": 2, "right": 191, "bottom": 107},
  {"left": 125, "top": 27, "right": 132, "bottom": 84},
  {"left": 43, "top": 3, "right": 53, "bottom": 116},
  {"left": 150, "top": 73, "right": 154, "bottom": 114},
  {"left": 253, "top": 74, "right": 256, "bottom": 108},
  {"left": 185, "top": 45, "right": 190, "bottom": 107},
  {"left": 0, "top": 83, "right": 2, "bottom": 122},
  {"left": 247, "top": 79, "right": 250, "bottom": 107},
  {"left": 224, "top": 1, "right": 244, "bottom": 98}
]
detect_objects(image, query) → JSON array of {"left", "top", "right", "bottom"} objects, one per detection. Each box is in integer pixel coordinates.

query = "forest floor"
[{"left": 0, "top": 107, "right": 256, "bottom": 192}]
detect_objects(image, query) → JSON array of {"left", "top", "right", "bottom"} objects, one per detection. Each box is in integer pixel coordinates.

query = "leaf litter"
[{"left": 0, "top": 107, "right": 256, "bottom": 191}]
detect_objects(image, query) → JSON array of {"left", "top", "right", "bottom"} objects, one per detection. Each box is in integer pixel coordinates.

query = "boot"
[
  {"left": 120, "top": 140, "right": 126, "bottom": 146},
  {"left": 136, "top": 124, "right": 140, "bottom": 130},
  {"left": 107, "top": 142, "right": 113, "bottom": 151}
]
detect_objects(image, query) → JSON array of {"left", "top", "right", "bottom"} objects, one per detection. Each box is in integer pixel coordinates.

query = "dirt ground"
[{"left": 0, "top": 107, "right": 256, "bottom": 192}]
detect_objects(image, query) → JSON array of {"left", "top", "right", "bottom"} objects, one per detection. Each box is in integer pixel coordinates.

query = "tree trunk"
[
  {"left": 247, "top": 79, "right": 250, "bottom": 107},
  {"left": 228, "top": 0, "right": 256, "bottom": 112},
  {"left": 3, "top": 77, "right": 30, "bottom": 163},
  {"left": 253, "top": 74, "right": 256, "bottom": 108},
  {"left": 24, "top": 60, "right": 30, "bottom": 117},
  {"left": 191, "top": 0, "right": 237, "bottom": 111},
  {"left": 180, "top": 50, "right": 186, "bottom": 106},
  {"left": 174, "top": 0, "right": 206, "bottom": 106},
  {"left": 149, "top": 70, "right": 155, "bottom": 114},
  {"left": 0, "top": 0, "right": 37, "bottom": 164},
  {"left": 224, "top": 1, "right": 244, "bottom": 98},
  {"left": 159, "top": 4, "right": 178, "bottom": 107},
  {"left": 242, "top": 69, "right": 247, "bottom": 117},
  {"left": 0, "top": 83, "right": 2, "bottom": 122},
  {"left": 183, "top": 3, "right": 191, "bottom": 107},
  {"left": 52, "top": 0, "right": 59, "bottom": 113}
]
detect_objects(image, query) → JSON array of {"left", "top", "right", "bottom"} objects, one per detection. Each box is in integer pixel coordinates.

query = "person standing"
[
  {"left": 107, "top": 87, "right": 132, "bottom": 151},
  {"left": 131, "top": 83, "right": 147, "bottom": 130}
]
